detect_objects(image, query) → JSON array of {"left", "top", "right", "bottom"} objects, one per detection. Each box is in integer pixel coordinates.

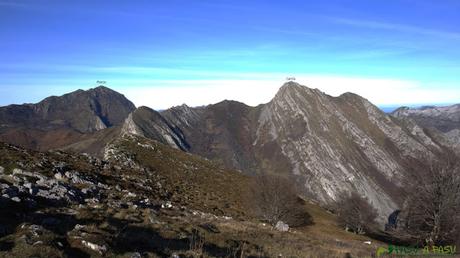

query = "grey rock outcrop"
[{"left": 0, "top": 167, "right": 97, "bottom": 205}]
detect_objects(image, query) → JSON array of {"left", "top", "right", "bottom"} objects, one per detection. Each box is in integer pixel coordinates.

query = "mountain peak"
[
  {"left": 279, "top": 81, "right": 303, "bottom": 91},
  {"left": 85, "top": 86, "right": 129, "bottom": 98},
  {"left": 272, "top": 82, "right": 321, "bottom": 104},
  {"left": 0, "top": 85, "right": 136, "bottom": 134},
  {"left": 169, "top": 103, "right": 191, "bottom": 110},
  {"left": 391, "top": 106, "right": 410, "bottom": 116},
  {"left": 90, "top": 85, "right": 116, "bottom": 93}
]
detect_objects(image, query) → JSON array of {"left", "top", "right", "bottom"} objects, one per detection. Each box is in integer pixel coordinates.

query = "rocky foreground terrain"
[
  {"left": 1, "top": 83, "right": 460, "bottom": 222},
  {"left": 0, "top": 135, "right": 383, "bottom": 258}
]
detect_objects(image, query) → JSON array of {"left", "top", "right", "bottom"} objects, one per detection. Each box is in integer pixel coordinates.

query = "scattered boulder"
[
  {"left": 53, "top": 162, "right": 70, "bottom": 173},
  {"left": 54, "top": 172, "right": 64, "bottom": 180},
  {"left": 73, "top": 224, "right": 85, "bottom": 231},
  {"left": 29, "top": 224, "right": 44, "bottom": 237},
  {"left": 130, "top": 252, "right": 142, "bottom": 258},
  {"left": 0, "top": 166, "right": 4, "bottom": 174},
  {"left": 275, "top": 221, "right": 289, "bottom": 232},
  {"left": 161, "top": 201, "right": 173, "bottom": 209},
  {"left": 12, "top": 168, "right": 24, "bottom": 175},
  {"left": 81, "top": 240, "right": 107, "bottom": 255}
]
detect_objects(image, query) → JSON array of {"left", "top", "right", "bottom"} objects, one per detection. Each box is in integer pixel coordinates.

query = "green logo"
[{"left": 376, "top": 245, "right": 456, "bottom": 257}]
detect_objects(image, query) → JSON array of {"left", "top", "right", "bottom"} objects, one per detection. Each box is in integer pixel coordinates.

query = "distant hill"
[
  {"left": 392, "top": 104, "right": 460, "bottom": 133},
  {"left": 392, "top": 103, "right": 460, "bottom": 154}
]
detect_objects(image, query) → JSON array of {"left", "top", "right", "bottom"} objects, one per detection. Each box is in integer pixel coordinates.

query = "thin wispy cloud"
[
  {"left": 251, "top": 26, "right": 319, "bottom": 37},
  {"left": 0, "top": 63, "right": 287, "bottom": 79},
  {"left": 335, "top": 49, "right": 415, "bottom": 60},
  {"left": 326, "top": 17, "right": 460, "bottom": 40},
  {"left": 0, "top": 0, "right": 31, "bottom": 8}
]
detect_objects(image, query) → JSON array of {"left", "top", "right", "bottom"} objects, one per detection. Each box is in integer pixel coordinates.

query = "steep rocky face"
[
  {"left": 159, "top": 82, "right": 451, "bottom": 221},
  {"left": 161, "top": 101, "right": 261, "bottom": 172},
  {"left": 253, "top": 83, "right": 448, "bottom": 219},
  {"left": 121, "top": 106, "right": 189, "bottom": 151},
  {"left": 0, "top": 86, "right": 136, "bottom": 150},
  {"left": 0, "top": 86, "right": 135, "bottom": 133}
]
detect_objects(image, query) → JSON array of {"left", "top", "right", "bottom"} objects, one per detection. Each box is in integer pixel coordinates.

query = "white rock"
[
  {"left": 161, "top": 201, "right": 173, "bottom": 209},
  {"left": 32, "top": 241, "right": 43, "bottom": 246},
  {"left": 74, "top": 224, "right": 85, "bottom": 231},
  {"left": 12, "top": 168, "right": 23, "bottom": 175},
  {"left": 54, "top": 173, "right": 64, "bottom": 180},
  {"left": 275, "top": 221, "right": 289, "bottom": 232},
  {"left": 126, "top": 192, "right": 137, "bottom": 198},
  {"left": 81, "top": 240, "right": 107, "bottom": 254},
  {"left": 130, "top": 252, "right": 142, "bottom": 258}
]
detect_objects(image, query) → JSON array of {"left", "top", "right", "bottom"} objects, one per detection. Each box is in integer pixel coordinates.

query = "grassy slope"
[
  {"left": 0, "top": 138, "right": 396, "bottom": 257},
  {"left": 105, "top": 136, "right": 388, "bottom": 257}
]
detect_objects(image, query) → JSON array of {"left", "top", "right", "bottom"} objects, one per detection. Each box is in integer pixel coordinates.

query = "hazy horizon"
[{"left": 0, "top": 83, "right": 457, "bottom": 113}]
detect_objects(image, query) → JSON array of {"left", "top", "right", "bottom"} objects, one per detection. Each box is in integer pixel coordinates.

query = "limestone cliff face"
[
  {"left": 250, "top": 83, "right": 444, "bottom": 220},
  {"left": 156, "top": 82, "right": 451, "bottom": 221},
  {"left": 121, "top": 106, "right": 189, "bottom": 151}
]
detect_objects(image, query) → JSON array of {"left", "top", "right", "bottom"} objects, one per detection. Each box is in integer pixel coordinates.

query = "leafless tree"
[
  {"left": 250, "top": 174, "right": 311, "bottom": 227},
  {"left": 336, "top": 192, "right": 378, "bottom": 235},
  {"left": 400, "top": 157, "right": 460, "bottom": 245}
]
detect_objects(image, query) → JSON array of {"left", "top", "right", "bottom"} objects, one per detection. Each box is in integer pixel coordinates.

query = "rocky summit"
[{"left": 0, "top": 86, "right": 136, "bottom": 150}]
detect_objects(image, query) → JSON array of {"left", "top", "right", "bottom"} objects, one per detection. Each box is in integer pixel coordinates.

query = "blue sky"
[{"left": 1, "top": 0, "right": 460, "bottom": 109}]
